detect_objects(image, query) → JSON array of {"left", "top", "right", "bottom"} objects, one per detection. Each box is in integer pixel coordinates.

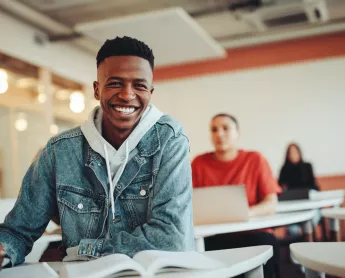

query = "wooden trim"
[
  {"left": 317, "top": 174, "right": 345, "bottom": 180},
  {"left": 317, "top": 174, "right": 345, "bottom": 192},
  {"left": 154, "top": 31, "right": 345, "bottom": 82}
]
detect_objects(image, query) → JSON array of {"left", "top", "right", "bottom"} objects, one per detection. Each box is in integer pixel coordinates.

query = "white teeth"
[{"left": 114, "top": 106, "right": 135, "bottom": 114}]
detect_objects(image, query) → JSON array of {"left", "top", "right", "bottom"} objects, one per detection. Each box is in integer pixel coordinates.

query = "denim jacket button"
[
  {"left": 78, "top": 203, "right": 83, "bottom": 210},
  {"left": 140, "top": 189, "right": 146, "bottom": 196},
  {"left": 116, "top": 185, "right": 121, "bottom": 189}
]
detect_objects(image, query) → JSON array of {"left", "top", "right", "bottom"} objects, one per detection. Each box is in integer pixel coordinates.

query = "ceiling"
[
  {"left": 1, "top": 0, "right": 345, "bottom": 66},
  {"left": 75, "top": 7, "right": 226, "bottom": 66}
]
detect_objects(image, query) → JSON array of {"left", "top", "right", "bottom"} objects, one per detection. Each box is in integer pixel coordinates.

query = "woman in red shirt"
[{"left": 192, "top": 114, "right": 281, "bottom": 278}]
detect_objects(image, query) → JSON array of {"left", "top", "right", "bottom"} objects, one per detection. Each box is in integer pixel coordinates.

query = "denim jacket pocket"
[
  {"left": 57, "top": 185, "right": 105, "bottom": 246},
  {"left": 119, "top": 175, "right": 152, "bottom": 231}
]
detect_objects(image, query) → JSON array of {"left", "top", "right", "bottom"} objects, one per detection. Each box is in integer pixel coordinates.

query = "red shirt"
[{"left": 192, "top": 150, "right": 281, "bottom": 206}]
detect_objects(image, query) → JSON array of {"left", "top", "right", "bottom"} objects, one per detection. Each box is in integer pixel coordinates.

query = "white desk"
[
  {"left": 194, "top": 210, "right": 316, "bottom": 252},
  {"left": 44, "top": 246, "right": 272, "bottom": 278},
  {"left": 321, "top": 207, "right": 345, "bottom": 220},
  {"left": 277, "top": 197, "right": 344, "bottom": 241},
  {"left": 276, "top": 197, "right": 343, "bottom": 213},
  {"left": 290, "top": 242, "right": 345, "bottom": 278},
  {"left": 321, "top": 207, "right": 345, "bottom": 241},
  {"left": 1, "top": 246, "right": 272, "bottom": 278}
]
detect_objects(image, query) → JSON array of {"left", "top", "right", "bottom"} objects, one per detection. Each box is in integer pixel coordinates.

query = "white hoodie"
[{"left": 81, "top": 104, "right": 163, "bottom": 220}]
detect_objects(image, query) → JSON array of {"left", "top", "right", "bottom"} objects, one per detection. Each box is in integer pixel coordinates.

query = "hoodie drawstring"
[{"left": 103, "top": 142, "right": 129, "bottom": 221}]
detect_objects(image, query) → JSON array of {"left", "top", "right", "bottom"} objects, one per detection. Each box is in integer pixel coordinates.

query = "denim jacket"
[{"left": 0, "top": 115, "right": 194, "bottom": 265}]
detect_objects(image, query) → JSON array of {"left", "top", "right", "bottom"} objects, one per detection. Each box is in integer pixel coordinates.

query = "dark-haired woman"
[
  {"left": 279, "top": 143, "right": 323, "bottom": 238},
  {"left": 279, "top": 143, "right": 318, "bottom": 191}
]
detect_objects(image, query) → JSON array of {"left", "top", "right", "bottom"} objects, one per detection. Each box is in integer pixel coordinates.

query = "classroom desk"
[
  {"left": 26, "top": 246, "right": 270, "bottom": 278},
  {"left": 277, "top": 197, "right": 344, "bottom": 241},
  {"left": 276, "top": 198, "right": 343, "bottom": 213},
  {"left": 321, "top": 207, "right": 345, "bottom": 220},
  {"left": 290, "top": 242, "right": 345, "bottom": 278},
  {"left": 321, "top": 208, "right": 345, "bottom": 241},
  {"left": 194, "top": 210, "right": 316, "bottom": 252}
]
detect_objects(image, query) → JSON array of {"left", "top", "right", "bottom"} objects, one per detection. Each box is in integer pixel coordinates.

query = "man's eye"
[
  {"left": 108, "top": 82, "right": 122, "bottom": 86},
  {"left": 135, "top": 84, "right": 147, "bottom": 89}
]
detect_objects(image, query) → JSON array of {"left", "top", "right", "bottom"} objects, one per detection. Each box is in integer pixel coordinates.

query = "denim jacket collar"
[
  {"left": 85, "top": 125, "right": 161, "bottom": 197},
  {"left": 86, "top": 124, "right": 160, "bottom": 164}
]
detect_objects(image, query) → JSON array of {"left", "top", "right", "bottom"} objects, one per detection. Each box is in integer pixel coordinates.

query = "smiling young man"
[
  {"left": 0, "top": 36, "right": 194, "bottom": 268},
  {"left": 192, "top": 114, "right": 281, "bottom": 278}
]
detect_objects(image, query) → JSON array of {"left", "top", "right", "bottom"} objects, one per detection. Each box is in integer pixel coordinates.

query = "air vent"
[
  {"left": 18, "top": 0, "right": 98, "bottom": 11},
  {"left": 264, "top": 12, "right": 309, "bottom": 27}
]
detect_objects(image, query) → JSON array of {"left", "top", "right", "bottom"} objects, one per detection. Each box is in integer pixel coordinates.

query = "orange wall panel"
[{"left": 154, "top": 31, "right": 345, "bottom": 82}]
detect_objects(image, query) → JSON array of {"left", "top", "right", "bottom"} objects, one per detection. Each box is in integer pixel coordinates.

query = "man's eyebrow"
[
  {"left": 106, "top": 76, "right": 124, "bottom": 82},
  {"left": 133, "top": 78, "right": 148, "bottom": 84},
  {"left": 105, "top": 77, "right": 148, "bottom": 84}
]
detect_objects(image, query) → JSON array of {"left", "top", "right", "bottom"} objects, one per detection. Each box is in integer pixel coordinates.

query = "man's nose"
[
  {"left": 216, "top": 129, "right": 225, "bottom": 137},
  {"left": 118, "top": 84, "right": 136, "bottom": 102}
]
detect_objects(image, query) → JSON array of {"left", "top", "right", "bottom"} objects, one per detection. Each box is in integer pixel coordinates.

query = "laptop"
[
  {"left": 193, "top": 185, "right": 249, "bottom": 225},
  {"left": 278, "top": 189, "right": 310, "bottom": 201}
]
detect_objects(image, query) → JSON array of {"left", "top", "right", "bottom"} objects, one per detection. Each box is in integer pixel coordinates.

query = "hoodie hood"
[{"left": 81, "top": 104, "right": 163, "bottom": 220}]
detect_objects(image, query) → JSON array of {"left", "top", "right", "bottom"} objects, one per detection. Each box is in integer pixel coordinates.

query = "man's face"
[
  {"left": 210, "top": 116, "right": 239, "bottom": 152},
  {"left": 94, "top": 56, "right": 154, "bottom": 131}
]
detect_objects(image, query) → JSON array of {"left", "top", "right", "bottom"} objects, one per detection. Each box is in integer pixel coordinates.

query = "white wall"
[{"left": 152, "top": 57, "right": 345, "bottom": 177}]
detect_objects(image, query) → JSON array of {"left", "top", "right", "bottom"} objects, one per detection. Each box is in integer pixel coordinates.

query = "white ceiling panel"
[
  {"left": 76, "top": 7, "right": 226, "bottom": 66},
  {"left": 196, "top": 11, "right": 256, "bottom": 39}
]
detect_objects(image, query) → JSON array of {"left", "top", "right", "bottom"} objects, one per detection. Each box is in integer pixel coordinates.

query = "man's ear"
[
  {"left": 235, "top": 129, "right": 240, "bottom": 139},
  {"left": 232, "top": 128, "right": 240, "bottom": 140},
  {"left": 93, "top": 81, "right": 100, "bottom": 100}
]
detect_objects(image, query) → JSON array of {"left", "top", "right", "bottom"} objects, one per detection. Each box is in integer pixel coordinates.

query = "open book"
[
  {"left": 0, "top": 262, "right": 59, "bottom": 278},
  {"left": 61, "top": 250, "right": 226, "bottom": 277},
  {"left": 0, "top": 250, "right": 226, "bottom": 278}
]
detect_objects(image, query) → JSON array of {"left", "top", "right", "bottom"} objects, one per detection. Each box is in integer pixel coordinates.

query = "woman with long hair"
[
  {"left": 279, "top": 143, "right": 318, "bottom": 191},
  {"left": 278, "top": 143, "right": 324, "bottom": 239}
]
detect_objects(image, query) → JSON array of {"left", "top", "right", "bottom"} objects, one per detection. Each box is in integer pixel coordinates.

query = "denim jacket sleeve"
[
  {"left": 0, "top": 141, "right": 58, "bottom": 265},
  {"left": 78, "top": 133, "right": 195, "bottom": 257}
]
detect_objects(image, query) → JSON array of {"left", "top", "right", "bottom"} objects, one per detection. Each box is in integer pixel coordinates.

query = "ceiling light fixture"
[
  {"left": 69, "top": 91, "right": 85, "bottom": 113},
  {"left": 15, "top": 113, "right": 28, "bottom": 132},
  {"left": 38, "top": 93, "right": 47, "bottom": 103},
  {"left": 50, "top": 124, "right": 59, "bottom": 135},
  {"left": 0, "top": 68, "right": 9, "bottom": 94}
]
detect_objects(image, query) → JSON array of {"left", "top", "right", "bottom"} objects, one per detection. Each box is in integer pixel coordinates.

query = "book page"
[
  {"left": 61, "top": 253, "right": 146, "bottom": 278},
  {"left": 0, "top": 262, "right": 59, "bottom": 278},
  {"left": 133, "top": 250, "right": 226, "bottom": 276}
]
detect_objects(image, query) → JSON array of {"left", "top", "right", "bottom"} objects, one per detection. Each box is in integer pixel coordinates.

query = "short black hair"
[
  {"left": 212, "top": 113, "right": 239, "bottom": 130},
  {"left": 96, "top": 36, "right": 154, "bottom": 70}
]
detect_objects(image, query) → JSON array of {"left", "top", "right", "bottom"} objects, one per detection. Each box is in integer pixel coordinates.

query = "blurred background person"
[
  {"left": 192, "top": 113, "right": 281, "bottom": 278},
  {"left": 278, "top": 143, "right": 325, "bottom": 240},
  {"left": 279, "top": 143, "right": 319, "bottom": 191}
]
